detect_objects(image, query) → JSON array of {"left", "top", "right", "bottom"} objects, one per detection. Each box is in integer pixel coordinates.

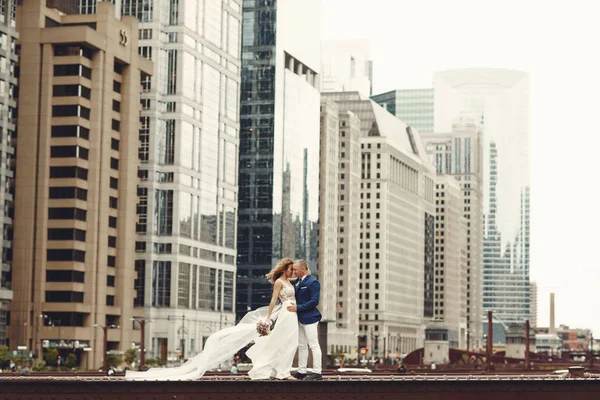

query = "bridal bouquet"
[{"left": 256, "top": 320, "right": 272, "bottom": 336}]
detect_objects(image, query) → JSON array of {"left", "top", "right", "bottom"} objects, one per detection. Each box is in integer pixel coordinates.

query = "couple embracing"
[{"left": 126, "top": 258, "right": 322, "bottom": 381}]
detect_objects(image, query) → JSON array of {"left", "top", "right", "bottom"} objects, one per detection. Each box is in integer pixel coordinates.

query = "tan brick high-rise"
[{"left": 9, "top": 0, "right": 152, "bottom": 369}]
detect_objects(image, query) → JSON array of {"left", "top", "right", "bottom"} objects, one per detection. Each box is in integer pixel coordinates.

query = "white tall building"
[
  {"left": 76, "top": 0, "right": 243, "bottom": 362},
  {"left": 530, "top": 281, "right": 538, "bottom": 328},
  {"left": 321, "top": 40, "right": 373, "bottom": 98},
  {"left": 319, "top": 100, "right": 361, "bottom": 359},
  {"left": 434, "top": 69, "right": 531, "bottom": 327},
  {"left": 433, "top": 177, "right": 467, "bottom": 349},
  {"left": 322, "top": 92, "right": 436, "bottom": 359},
  {"left": 421, "top": 119, "right": 484, "bottom": 350}
]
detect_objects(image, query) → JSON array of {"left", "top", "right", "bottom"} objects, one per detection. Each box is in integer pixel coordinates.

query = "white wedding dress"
[{"left": 125, "top": 278, "right": 298, "bottom": 381}]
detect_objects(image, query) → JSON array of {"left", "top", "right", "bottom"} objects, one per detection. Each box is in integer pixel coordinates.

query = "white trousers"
[{"left": 298, "top": 321, "right": 322, "bottom": 374}]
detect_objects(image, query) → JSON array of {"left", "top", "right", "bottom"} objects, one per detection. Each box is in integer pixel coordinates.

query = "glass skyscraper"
[
  {"left": 77, "top": 0, "right": 242, "bottom": 362},
  {"left": 434, "top": 69, "right": 531, "bottom": 327},
  {"left": 371, "top": 88, "right": 434, "bottom": 133},
  {"left": 237, "top": 0, "right": 321, "bottom": 321}
]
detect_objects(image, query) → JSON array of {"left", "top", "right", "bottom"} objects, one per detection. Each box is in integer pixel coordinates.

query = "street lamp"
[
  {"left": 131, "top": 318, "right": 151, "bottom": 368},
  {"left": 94, "top": 324, "right": 118, "bottom": 371}
]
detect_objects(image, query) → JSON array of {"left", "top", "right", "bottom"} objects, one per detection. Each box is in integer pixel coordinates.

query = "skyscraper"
[
  {"left": 530, "top": 281, "right": 537, "bottom": 328},
  {"left": 434, "top": 69, "right": 531, "bottom": 327},
  {"left": 76, "top": 0, "right": 243, "bottom": 362},
  {"left": 432, "top": 177, "right": 468, "bottom": 349},
  {"left": 371, "top": 88, "right": 434, "bottom": 133},
  {"left": 318, "top": 99, "right": 361, "bottom": 358},
  {"left": 236, "top": 0, "right": 321, "bottom": 321},
  {"left": 421, "top": 119, "right": 484, "bottom": 350},
  {"left": 10, "top": 0, "right": 151, "bottom": 368},
  {"left": 322, "top": 91, "right": 436, "bottom": 358},
  {"left": 125, "top": 0, "right": 242, "bottom": 362},
  {"left": 0, "top": 0, "right": 17, "bottom": 347}
]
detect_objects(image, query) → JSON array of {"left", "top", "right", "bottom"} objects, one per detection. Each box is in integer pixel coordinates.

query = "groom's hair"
[{"left": 294, "top": 259, "right": 310, "bottom": 275}]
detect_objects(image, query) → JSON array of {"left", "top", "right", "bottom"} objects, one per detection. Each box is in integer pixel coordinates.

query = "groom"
[{"left": 287, "top": 259, "right": 323, "bottom": 380}]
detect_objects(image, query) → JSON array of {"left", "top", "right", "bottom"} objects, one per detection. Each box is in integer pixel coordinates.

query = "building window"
[
  {"left": 47, "top": 228, "right": 86, "bottom": 242},
  {"left": 110, "top": 157, "right": 119, "bottom": 170},
  {"left": 53, "top": 64, "right": 92, "bottom": 79},
  {"left": 107, "top": 275, "right": 115, "bottom": 287},
  {"left": 108, "top": 236, "right": 117, "bottom": 248},
  {"left": 46, "top": 270, "right": 85, "bottom": 283},
  {"left": 111, "top": 119, "right": 120, "bottom": 131},
  {"left": 51, "top": 125, "right": 89, "bottom": 139},
  {"left": 113, "top": 80, "right": 121, "bottom": 93},
  {"left": 134, "top": 260, "right": 145, "bottom": 307},
  {"left": 50, "top": 145, "right": 89, "bottom": 160},
  {"left": 108, "top": 216, "right": 117, "bottom": 228},
  {"left": 49, "top": 166, "right": 88, "bottom": 180},
  {"left": 152, "top": 261, "right": 171, "bottom": 307},
  {"left": 52, "top": 105, "right": 91, "bottom": 119},
  {"left": 54, "top": 44, "right": 93, "bottom": 59},
  {"left": 110, "top": 177, "right": 118, "bottom": 189},
  {"left": 106, "top": 295, "right": 115, "bottom": 306},
  {"left": 107, "top": 255, "right": 116, "bottom": 267},
  {"left": 47, "top": 249, "right": 86, "bottom": 262},
  {"left": 45, "top": 291, "right": 84, "bottom": 303},
  {"left": 109, "top": 196, "right": 118, "bottom": 209},
  {"left": 49, "top": 186, "right": 87, "bottom": 200},
  {"left": 53, "top": 84, "right": 91, "bottom": 99},
  {"left": 111, "top": 138, "right": 120, "bottom": 150},
  {"left": 48, "top": 207, "right": 87, "bottom": 221}
]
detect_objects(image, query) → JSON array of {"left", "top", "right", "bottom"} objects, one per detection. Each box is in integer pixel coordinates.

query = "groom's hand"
[{"left": 287, "top": 304, "right": 297, "bottom": 312}]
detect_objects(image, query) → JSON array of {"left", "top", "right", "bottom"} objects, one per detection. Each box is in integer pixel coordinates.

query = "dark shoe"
[
  {"left": 303, "top": 373, "right": 323, "bottom": 381},
  {"left": 294, "top": 372, "right": 307, "bottom": 380}
]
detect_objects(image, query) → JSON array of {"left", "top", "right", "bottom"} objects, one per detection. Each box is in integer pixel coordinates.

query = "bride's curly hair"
[{"left": 265, "top": 258, "right": 294, "bottom": 284}]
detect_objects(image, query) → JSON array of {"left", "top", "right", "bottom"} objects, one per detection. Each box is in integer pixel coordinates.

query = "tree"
[
  {"left": 0, "top": 345, "right": 8, "bottom": 368},
  {"left": 124, "top": 348, "right": 137, "bottom": 366},
  {"left": 44, "top": 348, "right": 58, "bottom": 366},
  {"left": 107, "top": 354, "right": 123, "bottom": 368},
  {"left": 66, "top": 353, "right": 78, "bottom": 369}
]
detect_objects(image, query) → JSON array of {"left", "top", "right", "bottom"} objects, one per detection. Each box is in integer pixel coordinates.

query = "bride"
[{"left": 125, "top": 258, "right": 298, "bottom": 381}]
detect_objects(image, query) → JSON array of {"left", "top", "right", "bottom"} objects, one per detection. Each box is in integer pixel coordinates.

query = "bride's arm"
[{"left": 266, "top": 280, "right": 283, "bottom": 320}]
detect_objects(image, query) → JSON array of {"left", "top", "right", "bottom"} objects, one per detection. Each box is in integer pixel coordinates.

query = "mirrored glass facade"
[
  {"left": 434, "top": 69, "right": 531, "bottom": 327},
  {"left": 74, "top": 0, "right": 243, "bottom": 361},
  {"left": 237, "top": 0, "right": 321, "bottom": 321},
  {"left": 371, "top": 89, "right": 434, "bottom": 133}
]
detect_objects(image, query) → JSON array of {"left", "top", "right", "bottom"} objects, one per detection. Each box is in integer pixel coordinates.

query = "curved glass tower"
[{"left": 434, "top": 69, "right": 531, "bottom": 328}]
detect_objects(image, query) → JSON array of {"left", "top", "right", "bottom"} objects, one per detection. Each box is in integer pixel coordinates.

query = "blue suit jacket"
[{"left": 294, "top": 274, "right": 322, "bottom": 325}]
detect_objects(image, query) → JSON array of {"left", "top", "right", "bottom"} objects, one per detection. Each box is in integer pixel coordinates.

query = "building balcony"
[{"left": 0, "top": 285, "right": 13, "bottom": 301}]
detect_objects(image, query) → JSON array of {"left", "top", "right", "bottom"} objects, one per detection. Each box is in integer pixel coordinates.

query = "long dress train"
[{"left": 125, "top": 279, "right": 297, "bottom": 381}]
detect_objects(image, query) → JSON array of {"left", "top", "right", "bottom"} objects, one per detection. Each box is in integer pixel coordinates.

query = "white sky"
[{"left": 321, "top": 0, "right": 600, "bottom": 335}]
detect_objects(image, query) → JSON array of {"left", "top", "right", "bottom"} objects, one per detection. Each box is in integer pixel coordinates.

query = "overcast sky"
[{"left": 321, "top": 0, "right": 600, "bottom": 334}]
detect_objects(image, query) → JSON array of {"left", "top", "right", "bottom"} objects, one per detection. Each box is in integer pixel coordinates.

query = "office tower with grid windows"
[
  {"left": 9, "top": 0, "right": 152, "bottom": 368},
  {"left": 0, "top": 0, "right": 17, "bottom": 347},
  {"left": 322, "top": 91, "right": 436, "bottom": 359},
  {"left": 76, "top": 0, "right": 242, "bottom": 365},
  {"left": 432, "top": 177, "right": 467, "bottom": 349},
  {"left": 236, "top": 0, "right": 321, "bottom": 322},
  {"left": 434, "top": 69, "right": 531, "bottom": 330},
  {"left": 318, "top": 99, "right": 361, "bottom": 359},
  {"left": 371, "top": 88, "right": 434, "bottom": 134},
  {"left": 421, "top": 120, "right": 484, "bottom": 350}
]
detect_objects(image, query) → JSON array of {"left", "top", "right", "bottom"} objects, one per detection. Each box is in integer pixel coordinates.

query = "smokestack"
[{"left": 549, "top": 293, "right": 555, "bottom": 334}]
